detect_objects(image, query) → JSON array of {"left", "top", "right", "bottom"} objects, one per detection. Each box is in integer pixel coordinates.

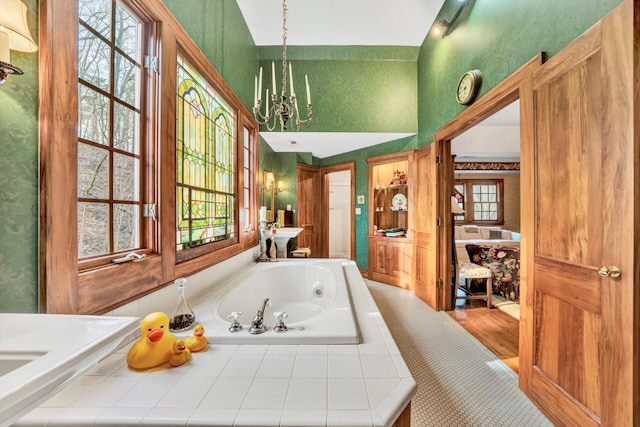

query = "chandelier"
[{"left": 253, "top": 0, "right": 313, "bottom": 131}]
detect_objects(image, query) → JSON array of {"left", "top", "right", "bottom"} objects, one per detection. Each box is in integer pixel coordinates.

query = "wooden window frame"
[
  {"left": 240, "top": 119, "right": 258, "bottom": 236},
  {"left": 453, "top": 178, "right": 504, "bottom": 225},
  {"left": 76, "top": 0, "right": 156, "bottom": 270},
  {"left": 40, "top": 0, "right": 259, "bottom": 314}
]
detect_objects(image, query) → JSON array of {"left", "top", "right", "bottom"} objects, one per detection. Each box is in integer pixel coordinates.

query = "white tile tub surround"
[{"left": 14, "top": 259, "right": 417, "bottom": 427}]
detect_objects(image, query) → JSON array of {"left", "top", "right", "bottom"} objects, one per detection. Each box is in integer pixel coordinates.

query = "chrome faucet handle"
[
  {"left": 273, "top": 311, "right": 288, "bottom": 332},
  {"left": 227, "top": 311, "right": 243, "bottom": 332}
]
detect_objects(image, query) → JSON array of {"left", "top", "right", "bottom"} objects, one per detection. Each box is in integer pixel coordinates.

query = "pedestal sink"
[
  {"left": 0, "top": 313, "right": 138, "bottom": 427},
  {"left": 272, "top": 227, "right": 303, "bottom": 258}
]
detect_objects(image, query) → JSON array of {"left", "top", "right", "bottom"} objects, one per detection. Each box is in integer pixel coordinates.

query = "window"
[
  {"left": 454, "top": 179, "right": 504, "bottom": 225},
  {"left": 241, "top": 124, "right": 256, "bottom": 233},
  {"left": 472, "top": 183, "right": 499, "bottom": 220},
  {"left": 176, "top": 54, "right": 236, "bottom": 257},
  {"left": 77, "top": 0, "right": 153, "bottom": 268},
  {"left": 41, "top": 0, "right": 259, "bottom": 314}
]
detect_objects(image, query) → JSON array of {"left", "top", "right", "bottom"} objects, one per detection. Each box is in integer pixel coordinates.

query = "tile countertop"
[{"left": 14, "top": 265, "right": 417, "bottom": 427}]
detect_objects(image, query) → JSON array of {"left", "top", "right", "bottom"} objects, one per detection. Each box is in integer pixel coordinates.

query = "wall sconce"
[
  {"left": 265, "top": 172, "right": 275, "bottom": 192},
  {"left": 0, "top": 0, "right": 38, "bottom": 85},
  {"left": 276, "top": 180, "right": 284, "bottom": 193},
  {"left": 432, "top": 0, "right": 471, "bottom": 38}
]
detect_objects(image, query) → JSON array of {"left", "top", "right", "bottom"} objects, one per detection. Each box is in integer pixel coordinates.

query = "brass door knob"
[{"left": 598, "top": 266, "right": 621, "bottom": 278}]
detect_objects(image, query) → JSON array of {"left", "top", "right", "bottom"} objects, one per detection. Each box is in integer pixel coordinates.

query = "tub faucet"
[{"left": 249, "top": 298, "right": 270, "bottom": 334}]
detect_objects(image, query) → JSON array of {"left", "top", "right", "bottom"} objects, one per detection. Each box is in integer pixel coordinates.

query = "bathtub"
[{"left": 188, "top": 259, "right": 360, "bottom": 344}]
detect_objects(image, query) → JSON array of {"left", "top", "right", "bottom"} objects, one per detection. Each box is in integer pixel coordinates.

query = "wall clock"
[{"left": 455, "top": 69, "right": 482, "bottom": 105}]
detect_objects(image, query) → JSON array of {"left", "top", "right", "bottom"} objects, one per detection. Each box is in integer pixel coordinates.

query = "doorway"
[
  {"left": 327, "top": 170, "right": 352, "bottom": 258},
  {"left": 296, "top": 161, "right": 355, "bottom": 259},
  {"left": 447, "top": 100, "right": 522, "bottom": 373},
  {"left": 320, "top": 162, "right": 355, "bottom": 260},
  {"left": 428, "top": 55, "right": 542, "bottom": 382}
]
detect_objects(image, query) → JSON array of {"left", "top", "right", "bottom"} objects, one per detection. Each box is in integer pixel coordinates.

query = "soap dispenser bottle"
[{"left": 169, "top": 277, "right": 196, "bottom": 331}]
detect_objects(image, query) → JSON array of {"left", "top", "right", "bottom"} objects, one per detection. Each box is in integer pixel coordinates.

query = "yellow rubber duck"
[
  {"left": 169, "top": 339, "right": 191, "bottom": 367},
  {"left": 127, "top": 312, "right": 177, "bottom": 371},
  {"left": 185, "top": 324, "right": 208, "bottom": 352}
]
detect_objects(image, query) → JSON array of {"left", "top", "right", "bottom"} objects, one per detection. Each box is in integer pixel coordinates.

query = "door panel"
[
  {"left": 413, "top": 144, "right": 438, "bottom": 308},
  {"left": 297, "top": 164, "right": 321, "bottom": 256},
  {"left": 528, "top": 2, "right": 636, "bottom": 425},
  {"left": 373, "top": 240, "right": 388, "bottom": 275},
  {"left": 389, "top": 241, "right": 412, "bottom": 290},
  {"left": 534, "top": 257, "right": 601, "bottom": 314}
]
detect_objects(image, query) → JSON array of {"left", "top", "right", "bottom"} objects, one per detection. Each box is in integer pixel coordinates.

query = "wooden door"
[
  {"left": 523, "top": 2, "right": 636, "bottom": 425},
  {"left": 413, "top": 144, "right": 439, "bottom": 309},
  {"left": 296, "top": 164, "right": 321, "bottom": 257}
]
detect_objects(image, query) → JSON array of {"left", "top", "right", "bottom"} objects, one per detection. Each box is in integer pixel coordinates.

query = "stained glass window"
[{"left": 176, "top": 54, "right": 236, "bottom": 250}]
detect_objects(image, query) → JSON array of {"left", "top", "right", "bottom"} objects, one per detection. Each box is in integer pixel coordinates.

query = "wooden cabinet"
[
  {"left": 368, "top": 237, "right": 413, "bottom": 289},
  {"left": 367, "top": 150, "right": 416, "bottom": 288}
]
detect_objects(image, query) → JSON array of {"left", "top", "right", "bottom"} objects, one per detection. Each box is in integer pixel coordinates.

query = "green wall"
[
  {"left": 257, "top": 46, "right": 418, "bottom": 133},
  {"left": 0, "top": 0, "right": 39, "bottom": 313},
  {"left": 417, "top": 0, "right": 623, "bottom": 144}
]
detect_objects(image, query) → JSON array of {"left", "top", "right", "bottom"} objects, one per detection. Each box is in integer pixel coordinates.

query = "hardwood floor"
[{"left": 446, "top": 297, "right": 520, "bottom": 374}]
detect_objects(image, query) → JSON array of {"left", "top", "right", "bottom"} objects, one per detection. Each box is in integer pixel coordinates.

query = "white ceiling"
[
  {"left": 452, "top": 100, "right": 521, "bottom": 161},
  {"left": 236, "top": 0, "right": 446, "bottom": 46},
  {"left": 263, "top": 132, "right": 416, "bottom": 159},
  {"left": 237, "top": 0, "right": 520, "bottom": 160}
]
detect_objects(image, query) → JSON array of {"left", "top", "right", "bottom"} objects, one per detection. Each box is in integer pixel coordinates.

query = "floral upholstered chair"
[{"left": 465, "top": 244, "right": 521, "bottom": 302}]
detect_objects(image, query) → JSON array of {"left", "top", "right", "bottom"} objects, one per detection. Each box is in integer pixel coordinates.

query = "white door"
[{"left": 328, "top": 170, "right": 351, "bottom": 258}]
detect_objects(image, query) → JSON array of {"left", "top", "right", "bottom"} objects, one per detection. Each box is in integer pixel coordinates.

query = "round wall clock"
[{"left": 455, "top": 69, "right": 482, "bottom": 105}]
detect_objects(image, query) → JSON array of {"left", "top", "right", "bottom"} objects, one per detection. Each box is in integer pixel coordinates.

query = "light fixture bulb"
[{"left": 433, "top": 19, "right": 450, "bottom": 38}]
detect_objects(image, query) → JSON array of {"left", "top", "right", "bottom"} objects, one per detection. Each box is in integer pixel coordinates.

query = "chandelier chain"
[{"left": 281, "top": 0, "right": 288, "bottom": 98}]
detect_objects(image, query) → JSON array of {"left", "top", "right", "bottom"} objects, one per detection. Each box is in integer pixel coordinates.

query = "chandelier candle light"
[{"left": 253, "top": 0, "right": 313, "bottom": 131}]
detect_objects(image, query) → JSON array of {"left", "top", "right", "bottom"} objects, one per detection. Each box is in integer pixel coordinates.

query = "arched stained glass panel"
[{"left": 176, "top": 55, "right": 236, "bottom": 250}]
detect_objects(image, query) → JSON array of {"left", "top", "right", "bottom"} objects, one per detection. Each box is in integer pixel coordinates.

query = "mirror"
[{"left": 262, "top": 170, "right": 275, "bottom": 221}]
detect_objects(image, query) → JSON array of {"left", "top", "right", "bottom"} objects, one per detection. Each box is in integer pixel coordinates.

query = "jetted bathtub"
[{"left": 189, "top": 259, "right": 360, "bottom": 344}]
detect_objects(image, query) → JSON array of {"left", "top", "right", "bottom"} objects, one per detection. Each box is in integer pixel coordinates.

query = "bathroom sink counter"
[{"left": 15, "top": 263, "right": 416, "bottom": 427}]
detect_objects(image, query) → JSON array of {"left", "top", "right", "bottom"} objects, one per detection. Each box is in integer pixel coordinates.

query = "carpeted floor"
[{"left": 366, "top": 280, "right": 552, "bottom": 427}]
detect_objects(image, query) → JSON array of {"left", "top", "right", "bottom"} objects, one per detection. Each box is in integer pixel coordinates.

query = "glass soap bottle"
[{"left": 169, "top": 277, "right": 195, "bottom": 332}]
